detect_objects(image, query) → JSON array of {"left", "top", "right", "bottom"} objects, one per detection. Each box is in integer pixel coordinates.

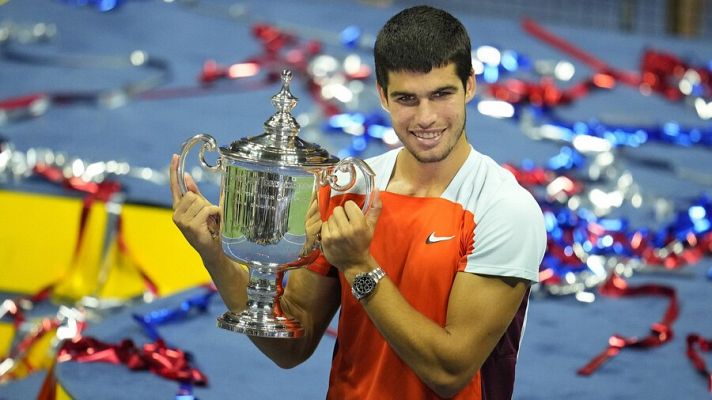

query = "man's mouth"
[{"left": 411, "top": 129, "right": 444, "bottom": 140}]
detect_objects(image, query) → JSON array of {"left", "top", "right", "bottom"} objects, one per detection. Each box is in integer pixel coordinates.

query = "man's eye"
[
  {"left": 397, "top": 96, "right": 416, "bottom": 104},
  {"left": 433, "top": 91, "right": 452, "bottom": 98}
]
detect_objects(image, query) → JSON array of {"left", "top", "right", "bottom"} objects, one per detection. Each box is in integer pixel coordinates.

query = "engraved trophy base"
[
  {"left": 217, "top": 310, "right": 304, "bottom": 338},
  {"left": 215, "top": 262, "right": 305, "bottom": 338}
]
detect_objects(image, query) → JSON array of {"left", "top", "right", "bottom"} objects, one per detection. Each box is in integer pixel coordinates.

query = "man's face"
[{"left": 378, "top": 63, "right": 475, "bottom": 164}]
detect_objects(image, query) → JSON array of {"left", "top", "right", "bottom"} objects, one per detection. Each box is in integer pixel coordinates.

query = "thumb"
[{"left": 365, "top": 189, "right": 382, "bottom": 228}]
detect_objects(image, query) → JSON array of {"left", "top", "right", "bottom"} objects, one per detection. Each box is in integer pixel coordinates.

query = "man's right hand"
[{"left": 169, "top": 154, "right": 222, "bottom": 261}]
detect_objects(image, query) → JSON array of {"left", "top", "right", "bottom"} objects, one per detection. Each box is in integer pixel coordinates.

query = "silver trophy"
[{"left": 177, "top": 70, "right": 375, "bottom": 338}]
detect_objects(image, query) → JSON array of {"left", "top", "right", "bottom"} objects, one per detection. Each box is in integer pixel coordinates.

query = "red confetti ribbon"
[
  {"left": 641, "top": 50, "right": 712, "bottom": 101},
  {"left": 522, "top": 17, "right": 712, "bottom": 103},
  {"left": 57, "top": 336, "right": 207, "bottom": 385},
  {"left": 687, "top": 333, "right": 712, "bottom": 392},
  {"left": 0, "top": 318, "right": 62, "bottom": 382},
  {"left": 116, "top": 217, "right": 160, "bottom": 296},
  {"left": 487, "top": 76, "right": 606, "bottom": 108},
  {"left": 521, "top": 18, "right": 640, "bottom": 87},
  {"left": 578, "top": 273, "right": 679, "bottom": 375}
]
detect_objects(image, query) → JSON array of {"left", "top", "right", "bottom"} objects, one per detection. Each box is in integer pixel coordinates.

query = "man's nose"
[{"left": 415, "top": 100, "right": 437, "bottom": 127}]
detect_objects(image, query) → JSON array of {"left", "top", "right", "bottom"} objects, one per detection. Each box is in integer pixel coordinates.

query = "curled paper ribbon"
[
  {"left": 130, "top": 287, "right": 216, "bottom": 398},
  {"left": 505, "top": 161, "right": 712, "bottom": 295},
  {"left": 686, "top": 334, "right": 712, "bottom": 392},
  {"left": 0, "top": 304, "right": 86, "bottom": 382},
  {"left": 523, "top": 107, "right": 712, "bottom": 149},
  {"left": 0, "top": 286, "right": 53, "bottom": 330},
  {"left": 520, "top": 18, "right": 712, "bottom": 120},
  {"left": 132, "top": 289, "right": 216, "bottom": 341},
  {"left": 521, "top": 18, "right": 639, "bottom": 87},
  {"left": 0, "top": 21, "right": 170, "bottom": 125},
  {"left": 639, "top": 49, "right": 711, "bottom": 102},
  {"left": 57, "top": 336, "right": 207, "bottom": 385},
  {"left": 199, "top": 23, "right": 321, "bottom": 86},
  {"left": 0, "top": 318, "right": 61, "bottom": 381},
  {"left": 577, "top": 274, "right": 678, "bottom": 375}
]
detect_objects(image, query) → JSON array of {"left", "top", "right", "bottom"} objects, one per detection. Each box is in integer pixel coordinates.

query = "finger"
[
  {"left": 329, "top": 206, "right": 350, "bottom": 233},
  {"left": 343, "top": 200, "right": 366, "bottom": 229},
  {"left": 184, "top": 194, "right": 209, "bottom": 219},
  {"left": 306, "top": 196, "right": 320, "bottom": 219},
  {"left": 196, "top": 205, "right": 221, "bottom": 238},
  {"left": 169, "top": 154, "right": 181, "bottom": 208},
  {"left": 175, "top": 191, "right": 200, "bottom": 216},
  {"left": 321, "top": 219, "right": 332, "bottom": 243},
  {"left": 184, "top": 173, "right": 204, "bottom": 198}
]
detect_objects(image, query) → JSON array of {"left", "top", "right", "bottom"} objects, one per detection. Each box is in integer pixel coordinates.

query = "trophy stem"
[{"left": 216, "top": 263, "right": 304, "bottom": 338}]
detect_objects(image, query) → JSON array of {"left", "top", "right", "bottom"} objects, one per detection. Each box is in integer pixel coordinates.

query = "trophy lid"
[{"left": 222, "top": 69, "right": 338, "bottom": 167}]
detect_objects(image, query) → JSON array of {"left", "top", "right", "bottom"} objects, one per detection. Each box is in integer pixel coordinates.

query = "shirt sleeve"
[{"left": 463, "top": 186, "right": 546, "bottom": 283}]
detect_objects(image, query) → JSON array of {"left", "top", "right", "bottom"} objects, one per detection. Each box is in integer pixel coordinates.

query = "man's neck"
[{"left": 386, "top": 136, "right": 471, "bottom": 198}]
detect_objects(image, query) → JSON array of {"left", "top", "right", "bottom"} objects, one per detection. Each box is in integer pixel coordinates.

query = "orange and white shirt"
[{"left": 309, "top": 146, "right": 546, "bottom": 400}]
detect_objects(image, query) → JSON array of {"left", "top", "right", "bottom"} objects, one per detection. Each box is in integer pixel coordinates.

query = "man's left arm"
[{"left": 350, "top": 269, "right": 528, "bottom": 399}]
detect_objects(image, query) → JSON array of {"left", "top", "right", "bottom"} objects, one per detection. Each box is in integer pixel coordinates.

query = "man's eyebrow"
[
  {"left": 389, "top": 85, "right": 459, "bottom": 98},
  {"left": 389, "top": 90, "right": 414, "bottom": 98}
]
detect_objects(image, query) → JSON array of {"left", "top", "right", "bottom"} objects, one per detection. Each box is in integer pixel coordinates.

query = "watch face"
[{"left": 354, "top": 274, "right": 376, "bottom": 296}]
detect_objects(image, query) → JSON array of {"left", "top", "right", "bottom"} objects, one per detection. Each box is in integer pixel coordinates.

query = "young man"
[{"left": 170, "top": 5, "right": 546, "bottom": 400}]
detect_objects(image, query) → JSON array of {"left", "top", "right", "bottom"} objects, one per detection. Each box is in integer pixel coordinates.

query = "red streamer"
[
  {"left": 57, "top": 336, "right": 207, "bottom": 385},
  {"left": 521, "top": 17, "right": 711, "bottom": 103},
  {"left": 521, "top": 18, "right": 640, "bottom": 87},
  {"left": 578, "top": 274, "right": 679, "bottom": 375},
  {"left": 686, "top": 333, "right": 712, "bottom": 392}
]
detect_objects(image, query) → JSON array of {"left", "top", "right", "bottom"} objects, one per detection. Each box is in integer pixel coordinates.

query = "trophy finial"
[
  {"left": 265, "top": 69, "right": 300, "bottom": 137},
  {"left": 282, "top": 69, "right": 292, "bottom": 84}
]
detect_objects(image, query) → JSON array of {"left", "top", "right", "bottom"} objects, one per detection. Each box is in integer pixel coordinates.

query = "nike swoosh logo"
[{"left": 425, "top": 232, "right": 455, "bottom": 244}]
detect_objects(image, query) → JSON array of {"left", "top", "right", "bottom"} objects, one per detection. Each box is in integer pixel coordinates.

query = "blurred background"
[{"left": 1, "top": 0, "right": 711, "bottom": 399}]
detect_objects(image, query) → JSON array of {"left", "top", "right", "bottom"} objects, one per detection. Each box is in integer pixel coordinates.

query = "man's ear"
[
  {"left": 465, "top": 69, "right": 476, "bottom": 103},
  {"left": 377, "top": 84, "right": 390, "bottom": 113}
]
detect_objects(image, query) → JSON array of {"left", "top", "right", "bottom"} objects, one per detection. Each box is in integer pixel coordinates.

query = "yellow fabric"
[
  {"left": 120, "top": 203, "right": 212, "bottom": 295},
  {"left": 0, "top": 323, "right": 12, "bottom": 357},
  {"left": 0, "top": 190, "right": 210, "bottom": 298},
  {"left": 1, "top": 189, "right": 213, "bottom": 391},
  {"left": 16, "top": 324, "right": 56, "bottom": 379},
  {"left": 56, "top": 383, "right": 72, "bottom": 400},
  {"left": 0, "top": 191, "right": 80, "bottom": 294}
]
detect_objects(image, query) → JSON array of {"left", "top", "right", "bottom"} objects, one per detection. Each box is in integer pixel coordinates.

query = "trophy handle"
[
  {"left": 330, "top": 157, "right": 376, "bottom": 213},
  {"left": 177, "top": 133, "right": 221, "bottom": 195}
]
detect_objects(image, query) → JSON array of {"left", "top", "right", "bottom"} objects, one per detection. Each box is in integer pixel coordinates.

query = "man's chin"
[{"left": 411, "top": 149, "right": 449, "bottom": 164}]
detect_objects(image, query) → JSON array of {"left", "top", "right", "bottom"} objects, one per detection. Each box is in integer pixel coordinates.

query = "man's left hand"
[{"left": 321, "top": 191, "right": 382, "bottom": 274}]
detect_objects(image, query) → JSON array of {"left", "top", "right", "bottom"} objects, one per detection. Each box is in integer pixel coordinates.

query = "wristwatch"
[{"left": 351, "top": 267, "right": 386, "bottom": 301}]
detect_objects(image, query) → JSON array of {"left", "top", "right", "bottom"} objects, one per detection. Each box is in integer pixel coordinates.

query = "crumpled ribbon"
[
  {"left": 686, "top": 333, "right": 712, "bottom": 392},
  {"left": 57, "top": 336, "right": 207, "bottom": 385},
  {"left": 132, "top": 288, "right": 216, "bottom": 341}
]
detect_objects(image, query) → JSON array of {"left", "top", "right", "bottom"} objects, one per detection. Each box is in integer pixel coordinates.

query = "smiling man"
[{"left": 171, "top": 5, "right": 546, "bottom": 400}]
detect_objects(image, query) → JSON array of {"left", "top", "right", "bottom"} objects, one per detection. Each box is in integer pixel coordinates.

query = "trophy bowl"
[{"left": 177, "top": 70, "right": 375, "bottom": 338}]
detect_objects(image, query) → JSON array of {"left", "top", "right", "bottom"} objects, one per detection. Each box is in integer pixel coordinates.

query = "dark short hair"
[{"left": 374, "top": 5, "right": 472, "bottom": 93}]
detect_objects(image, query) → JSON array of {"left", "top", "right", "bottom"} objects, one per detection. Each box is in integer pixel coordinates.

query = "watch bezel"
[{"left": 351, "top": 267, "right": 385, "bottom": 301}]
